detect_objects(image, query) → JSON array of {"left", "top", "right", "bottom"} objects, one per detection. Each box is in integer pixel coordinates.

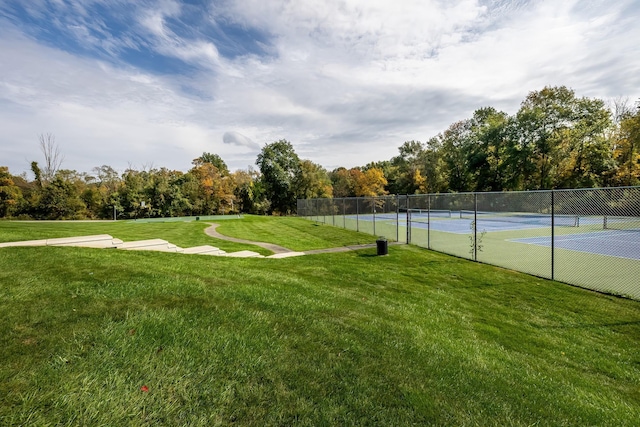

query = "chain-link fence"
[{"left": 298, "top": 187, "right": 640, "bottom": 300}]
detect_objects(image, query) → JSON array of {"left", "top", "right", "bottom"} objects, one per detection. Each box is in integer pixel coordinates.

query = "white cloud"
[
  {"left": 222, "top": 131, "right": 260, "bottom": 150},
  {"left": 1, "top": 0, "right": 639, "bottom": 176}
]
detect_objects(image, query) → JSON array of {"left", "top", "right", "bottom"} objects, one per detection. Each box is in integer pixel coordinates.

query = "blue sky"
[{"left": 1, "top": 0, "right": 639, "bottom": 176}]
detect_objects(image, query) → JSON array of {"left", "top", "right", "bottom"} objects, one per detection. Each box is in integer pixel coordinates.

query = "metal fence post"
[
  {"left": 356, "top": 197, "right": 359, "bottom": 232},
  {"left": 428, "top": 194, "right": 431, "bottom": 249},
  {"left": 373, "top": 197, "right": 376, "bottom": 236},
  {"left": 343, "top": 198, "right": 346, "bottom": 229},
  {"left": 408, "top": 208, "right": 412, "bottom": 244},
  {"left": 474, "top": 193, "right": 478, "bottom": 261},
  {"left": 331, "top": 199, "right": 335, "bottom": 226},
  {"left": 551, "top": 190, "right": 555, "bottom": 281},
  {"left": 396, "top": 194, "right": 400, "bottom": 242}
]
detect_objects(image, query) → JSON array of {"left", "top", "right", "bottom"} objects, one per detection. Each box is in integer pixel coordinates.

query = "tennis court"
[
  {"left": 356, "top": 210, "right": 578, "bottom": 233},
  {"left": 512, "top": 230, "right": 640, "bottom": 260},
  {"left": 363, "top": 212, "right": 639, "bottom": 258},
  {"left": 299, "top": 187, "right": 640, "bottom": 299}
]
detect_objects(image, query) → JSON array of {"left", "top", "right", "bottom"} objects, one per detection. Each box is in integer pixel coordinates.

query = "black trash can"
[{"left": 376, "top": 237, "right": 388, "bottom": 256}]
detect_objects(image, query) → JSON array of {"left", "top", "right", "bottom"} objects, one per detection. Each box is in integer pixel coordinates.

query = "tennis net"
[
  {"left": 603, "top": 216, "right": 640, "bottom": 232},
  {"left": 403, "top": 208, "right": 452, "bottom": 222},
  {"left": 459, "top": 210, "right": 579, "bottom": 227}
]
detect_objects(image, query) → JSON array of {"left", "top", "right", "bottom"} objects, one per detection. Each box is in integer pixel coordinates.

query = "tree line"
[{"left": 1, "top": 86, "right": 639, "bottom": 219}]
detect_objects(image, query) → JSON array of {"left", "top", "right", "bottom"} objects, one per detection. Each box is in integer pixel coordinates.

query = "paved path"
[
  {"left": 204, "top": 223, "right": 293, "bottom": 254},
  {"left": 204, "top": 223, "right": 393, "bottom": 255}
]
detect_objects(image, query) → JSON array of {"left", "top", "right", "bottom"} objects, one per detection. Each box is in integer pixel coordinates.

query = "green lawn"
[
  {"left": 1, "top": 218, "right": 639, "bottom": 426},
  {"left": 0, "top": 216, "right": 376, "bottom": 255}
]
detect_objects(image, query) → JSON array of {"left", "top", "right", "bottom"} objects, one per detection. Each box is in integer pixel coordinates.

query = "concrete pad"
[
  {"left": 266, "top": 252, "right": 306, "bottom": 259},
  {"left": 60, "top": 240, "right": 121, "bottom": 249},
  {"left": 182, "top": 245, "right": 222, "bottom": 254},
  {"left": 125, "top": 245, "right": 176, "bottom": 252},
  {"left": 0, "top": 239, "right": 48, "bottom": 248},
  {"left": 198, "top": 250, "right": 227, "bottom": 256},
  {"left": 48, "top": 235, "right": 125, "bottom": 249},
  {"left": 118, "top": 239, "right": 171, "bottom": 251},
  {"left": 166, "top": 243, "right": 183, "bottom": 253},
  {"left": 223, "top": 250, "right": 264, "bottom": 258},
  {"left": 46, "top": 234, "right": 114, "bottom": 246}
]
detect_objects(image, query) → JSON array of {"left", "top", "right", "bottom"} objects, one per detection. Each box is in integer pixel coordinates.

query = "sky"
[{"left": 1, "top": 0, "right": 639, "bottom": 177}]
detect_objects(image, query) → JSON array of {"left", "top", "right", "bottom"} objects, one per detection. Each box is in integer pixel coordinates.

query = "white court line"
[
  {"left": 509, "top": 231, "right": 640, "bottom": 244},
  {"left": 507, "top": 233, "right": 640, "bottom": 261}
]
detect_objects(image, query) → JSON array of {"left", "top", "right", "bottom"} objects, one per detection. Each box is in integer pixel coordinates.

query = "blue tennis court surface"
[
  {"left": 349, "top": 213, "right": 580, "bottom": 234},
  {"left": 414, "top": 219, "right": 547, "bottom": 234},
  {"left": 511, "top": 231, "right": 640, "bottom": 260},
  {"left": 352, "top": 216, "right": 556, "bottom": 234}
]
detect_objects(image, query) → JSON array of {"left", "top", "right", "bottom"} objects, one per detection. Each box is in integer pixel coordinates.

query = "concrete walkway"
[{"left": 204, "top": 223, "right": 293, "bottom": 254}]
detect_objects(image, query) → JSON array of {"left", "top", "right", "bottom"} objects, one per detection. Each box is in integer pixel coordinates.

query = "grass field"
[{"left": 1, "top": 217, "right": 640, "bottom": 425}]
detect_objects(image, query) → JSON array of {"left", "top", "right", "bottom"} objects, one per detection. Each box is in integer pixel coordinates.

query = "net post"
[{"left": 356, "top": 197, "right": 359, "bottom": 232}]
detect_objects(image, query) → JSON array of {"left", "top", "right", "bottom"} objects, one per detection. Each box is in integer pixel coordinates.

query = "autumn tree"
[
  {"left": 0, "top": 167, "right": 23, "bottom": 217},
  {"left": 193, "top": 152, "right": 229, "bottom": 175},
  {"left": 189, "top": 163, "right": 235, "bottom": 214},
  {"left": 354, "top": 167, "right": 388, "bottom": 197}
]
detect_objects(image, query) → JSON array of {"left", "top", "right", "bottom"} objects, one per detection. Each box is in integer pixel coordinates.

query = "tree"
[
  {"left": 441, "top": 120, "right": 474, "bottom": 192},
  {"left": 354, "top": 167, "right": 388, "bottom": 197},
  {"left": 256, "top": 140, "right": 301, "bottom": 214},
  {"left": 466, "top": 107, "right": 509, "bottom": 191},
  {"left": 192, "top": 152, "right": 229, "bottom": 175},
  {"left": 233, "top": 168, "right": 270, "bottom": 214},
  {"left": 420, "top": 137, "right": 448, "bottom": 193},
  {"left": 391, "top": 141, "right": 426, "bottom": 194},
  {"left": 295, "top": 160, "right": 333, "bottom": 199},
  {"left": 614, "top": 105, "right": 640, "bottom": 186},
  {"left": 189, "top": 163, "right": 236, "bottom": 214},
  {"left": 36, "top": 174, "right": 86, "bottom": 219},
  {"left": 39, "top": 133, "right": 64, "bottom": 184},
  {"left": 119, "top": 169, "right": 148, "bottom": 219},
  {"left": 0, "top": 167, "right": 23, "bottom": 217},
  {"left": 330, "top": 167, "right": 358, "bottom": 197},
  {"left": 554, "top": 97, "right": 614, "bottom": 188}
]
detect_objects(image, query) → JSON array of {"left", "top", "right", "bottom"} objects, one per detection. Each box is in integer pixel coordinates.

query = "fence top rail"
[{"left": 298, "top": 186, "right": 640, "bottom": 204}]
